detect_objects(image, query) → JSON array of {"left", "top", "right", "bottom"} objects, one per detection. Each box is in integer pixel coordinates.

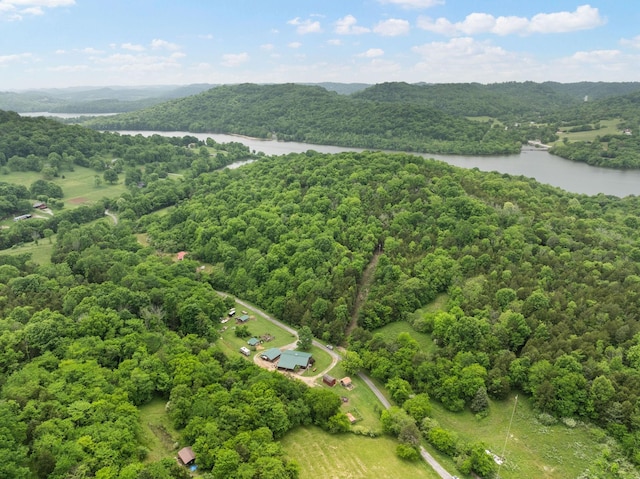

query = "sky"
[{"left": 1, "top": 0, "right": 640, "bottom": 90}]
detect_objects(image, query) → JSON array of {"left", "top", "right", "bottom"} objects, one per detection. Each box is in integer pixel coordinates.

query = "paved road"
[
  {"left": 358, "top": 372, "right": 454, "bottom": 479},
  {"left": 217, "top": 291, "right": 453, "bottom": 479}
]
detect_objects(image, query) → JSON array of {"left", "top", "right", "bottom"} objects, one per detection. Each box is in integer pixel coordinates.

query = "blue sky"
[{"left": 1, "top": 0, "right": 639, "bottom": 90}]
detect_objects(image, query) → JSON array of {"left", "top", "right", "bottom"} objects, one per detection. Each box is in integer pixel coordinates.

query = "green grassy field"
[
  {"left": 2, "top": 166, "right": 128, "bottom": 208},
  {"left": 376, "top": 321, "right": 437, "bottom": 354},
  {"left": 281, "top": 426, "right": 440, "bottom": 479},
  {"left": 301, "top": 344, "right": 333, "bottom": 377},
  {"left": 138, "top": 397, "right": 180, "bottom": 463},
  {"left": 0, "top": 236, "right": 56, "bottom": 265},
  {"left": 325, "top": 363, "right": 384, "bottom": 432},
  {"left": 429, "top": 394, "right": 606, "bottom": 479},
  {"left": 554, "top": 118, "right": 622, "bottom": 144},
  {"left": 217, "top": 307, "right": 298, "bottom": 358}
]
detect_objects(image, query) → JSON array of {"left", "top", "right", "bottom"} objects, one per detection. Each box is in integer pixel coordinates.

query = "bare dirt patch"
[{"left": 69, "top": 197, "right": 89, "bottom": 204}]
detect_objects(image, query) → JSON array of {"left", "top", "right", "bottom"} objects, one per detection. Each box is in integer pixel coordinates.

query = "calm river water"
[{"left": 114, "top": 130, "right": 640, "bottom": 198}]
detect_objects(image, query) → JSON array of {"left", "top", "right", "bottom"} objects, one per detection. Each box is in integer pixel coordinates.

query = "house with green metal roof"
[
  {"left": 247, "top": 337, "right": 260, "bottom": 347},
  {"left": 238, "top": 314, "right": 250, "bottom": 322},
  {"left": 260, "top": 348, "right": 282, "bottom": 362},
  {"left": 277, "top": 350, "right": 312, "bottom": 371}
]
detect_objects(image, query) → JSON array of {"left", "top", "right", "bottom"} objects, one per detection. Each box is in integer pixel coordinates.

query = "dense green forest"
[
  {"left": 136, "top": 150, "right": 640, "bottom": 469},
  {"left": 2, "top": 97, "right": 640, "bottom": 477},
  {"left": 85, "top": 83, "right": 523, "bottom": 155}
]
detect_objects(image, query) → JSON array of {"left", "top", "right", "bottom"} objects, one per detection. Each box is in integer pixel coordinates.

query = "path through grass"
[{"left": 138, "top": 397, "right": 179, "bottom": 463}]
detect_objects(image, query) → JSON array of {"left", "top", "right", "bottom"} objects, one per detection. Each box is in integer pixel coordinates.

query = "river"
[{"left": 111, "top": 130, "right": 640, "bottom": 197}]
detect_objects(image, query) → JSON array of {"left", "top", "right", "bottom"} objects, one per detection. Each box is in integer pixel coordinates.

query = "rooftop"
[{"left": 278, "top": 350, "right": 312, "bottom": 370}]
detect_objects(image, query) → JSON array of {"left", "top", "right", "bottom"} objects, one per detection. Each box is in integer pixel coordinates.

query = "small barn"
[
  {"left": 346, "top": 412, "right": 357, "bottom": 424},
  {"left": 340, "top": 377, "right": 352, "bottom": 388},
  {"left": 238, "top": 314, "right": 250, "bottom": 322},
  {"left": 176, "top": 251, "right": 187, "bottom": 261},
  {"left": 261, "top": 348, "right": 281, "bottom": 362},
  {"left": 277, "top": 350, "right": 312, "bottom": 371},
  {"left": 178, "top": 446, "right": 196, "bottom": 465},
  {"left": 247, "top": 337, "right": 260, "bottom": 347},
  {"left": 323, "top": 374, "right": 337, "bottom": 387}
]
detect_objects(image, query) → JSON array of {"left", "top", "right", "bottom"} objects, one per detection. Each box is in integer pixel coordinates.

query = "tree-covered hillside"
[
  {"left": 550, "top": 91, "right": 640, "bottom": 168},
  {"left": 137, "top": 151, "right": 640, "bottom": 469},
  {"left": 86, "top": 83, "right": 522, "bottom": 155}
]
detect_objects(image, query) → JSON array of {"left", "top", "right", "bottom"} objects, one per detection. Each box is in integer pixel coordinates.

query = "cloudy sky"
[{"left": 1, "top": 0, "right": 639, "bottom": 90}]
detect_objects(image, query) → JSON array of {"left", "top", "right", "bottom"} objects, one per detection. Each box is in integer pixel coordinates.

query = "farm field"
[
  {"left": 554, "top": 118, "right": 622, "bottom": 143},
  {"left": 281, "top": 426, "right": 440, "bottom": 479},
  {"left": 430, "top": 393, "right": 607, "bottom": 479}
]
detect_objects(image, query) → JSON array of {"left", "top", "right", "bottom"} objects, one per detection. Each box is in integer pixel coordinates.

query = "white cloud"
[
  {"left": 288, "top": 42, "right": 302, "bottom": 49},
  {"left": 569, "top": 49, "right": 621, "bottom": 64},
  {"left": 378, "top": 0, "right": 443, "bottom": 9},
  {"left": 198, "top": 34, "right": 213, "bottom": 40},
  {"left": 358, "top": 48, "right": 384, "bottom": 58},
  {"left": 621, "top": 35, "right": 640, "bottom": 49},
  {"left": 78, "top": 47, "right": 103, "bottom": 55},
  {"left": 150, "top": 39, "right": 180, "bottom": 51},
  {"left": 529, "top": 5, "right": 604, "bottom": 33},
  {"left": 121, "top": 43, "right": 145, "bottom": 52},
  {"left": 0, "top": 0, "right": 74, "bottom": 20},
  {"left": 287, "top": 17, "right": 322, "bottom": 34},
  {"left": 260, "top": 43, "right": 275, "bottom": 51},
  {"left": 21, "top": 7, "right": 42, "bottom": 15},
  {"left": 221, "top": 52, "right": 249, "bottom": 67},
  {"left": 418, "top": 4, "right": 604, "bottom": 36},
  {"left": 335, "top": 15, "right": 370, "bottom": 35},
  {"left": 411, "top": 37, "right": 539, "bottom": 82},
  {"left": 373, "top": 18, "right": 410, "bottom": 36},
  {"left": 327, "top": 39, "right": 342, "bottom": 46},
  {"left": 0, "top": 52, "right": 32, "bottom": 65}
]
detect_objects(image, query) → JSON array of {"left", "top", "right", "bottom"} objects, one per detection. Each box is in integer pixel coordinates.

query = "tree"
[
  {"left": 297, "top": 326, "right": 313, "bottom": 351},
  {"left": 103, "top": 168, "right": 119, "bottom": 184},
  {"left": 342, "top": 350, "right": 364, "bottom": 375}
]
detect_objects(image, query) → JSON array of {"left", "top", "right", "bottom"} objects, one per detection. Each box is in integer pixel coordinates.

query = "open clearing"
[
  {"left": 281, "top": 426, "right": 440, "bottom": 479},
  {"left": 2, "top": 165, "right": 128, "bottom": 209},
  {"left": 430, "top": 393, "right": 605, "bottom": 479},
  {"left": 0, "top": 237, "right": 56, "bottom": 265},
  {"left": 138, "top": 397, "right": 180, "bottom": 463},
  {"left": 553, "top": 118, "right": 622, "bottom": 144}
]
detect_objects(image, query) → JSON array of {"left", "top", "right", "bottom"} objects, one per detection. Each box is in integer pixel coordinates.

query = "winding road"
[
  {"left": 216, "top": 291, "right": 454, "bottom": 479},
  {"left": 104, "top": 209, "right": 118, "bottom": 225}
]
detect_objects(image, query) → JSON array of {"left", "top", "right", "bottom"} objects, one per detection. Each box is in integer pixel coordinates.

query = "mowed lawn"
[
  {"left": 430, "top": 394, "right": 606, "bottom": 479},
  {"left": 2, "top": 166, "right": 128, "bottom": 208},
  {"left": 281, "top": 426, "right": 440, "bottom": 479},
  {"left": 325, "top": 363, "right": 384, "bottom": 432}
]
